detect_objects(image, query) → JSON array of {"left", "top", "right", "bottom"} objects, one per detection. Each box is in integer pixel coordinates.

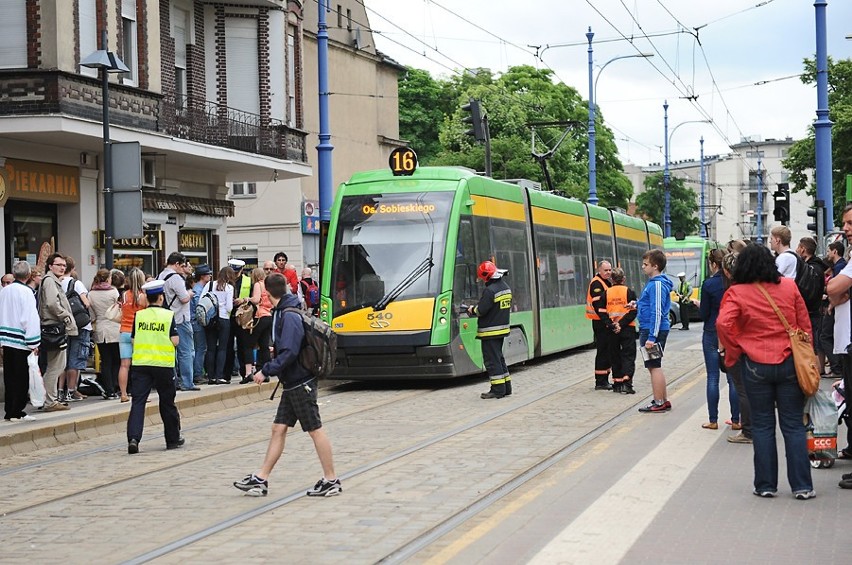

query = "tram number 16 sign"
[{"left": 389, "top": 147, "right": 418, "bottom": 176}]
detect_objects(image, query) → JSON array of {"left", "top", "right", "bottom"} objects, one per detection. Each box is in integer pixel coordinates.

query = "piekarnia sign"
[{"left": 2, "top": 159, "right": 80, "bottom": 204}]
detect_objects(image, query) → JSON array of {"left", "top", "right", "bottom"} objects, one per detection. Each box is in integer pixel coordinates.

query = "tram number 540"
[{"left": 389, "top": 147, "right": 418, "bottom": 176}]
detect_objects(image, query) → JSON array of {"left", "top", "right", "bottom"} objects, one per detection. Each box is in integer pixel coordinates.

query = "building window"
[
  {"left": 122, "top": 0, "right": 138, "bottom": 86},
  {"left": 346, "top": 8, "right": 352, "bottom": 31},
  {"left": 287, "top": 33, "right": 296, "bottom": 128},
  {"left": 172, "top": 7, "right": 190, "bottom": 110},
  {"left": 337, "top": 5, "right": 343, "bottom": 27},
  {"left": 232, "top": 182, "right": 257, "bottom": 198},
  {"left": 78, "top": 0, "right": 98, "bottom": 77},
  {"left": 745, "top": 150, "right": 765, "bottom": 158},
  {"left": 0, "top": 0, "right": 27, "bottom": 69}
]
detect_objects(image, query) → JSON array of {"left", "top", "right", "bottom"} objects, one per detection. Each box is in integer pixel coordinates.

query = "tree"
[
  {"left": 397, "top": 67, "right": 455, "bottom": 161},
  {"left": 397, "top": 65, "right": 633, "bottom": 209},
  {"left": 782, "top": 57, "right": 852, "bottom": 225},
  {"left": 634, "top": 172, "right": 699, "bottom": 235}
]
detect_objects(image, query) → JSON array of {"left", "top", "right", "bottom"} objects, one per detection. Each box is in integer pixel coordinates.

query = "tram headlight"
[
  {"left": 439, "top": 317, "right": 447, "bottom": 325},
  {"left": 440, "top": 306, "right": 447, "bottom": 315}
]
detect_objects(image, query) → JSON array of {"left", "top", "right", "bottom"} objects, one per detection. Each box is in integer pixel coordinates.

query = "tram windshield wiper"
[{"left": 373, "top": 256, "right": 433, "bottom": 311}]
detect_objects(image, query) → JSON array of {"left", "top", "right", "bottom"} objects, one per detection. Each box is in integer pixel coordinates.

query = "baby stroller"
[{"left": 806, "top": 387, "right": 840, "bottom": 469}]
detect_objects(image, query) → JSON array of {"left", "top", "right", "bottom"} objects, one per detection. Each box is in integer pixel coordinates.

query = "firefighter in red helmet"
[{"left": 466, "top": 261, "right": 513, "bottom": 399}]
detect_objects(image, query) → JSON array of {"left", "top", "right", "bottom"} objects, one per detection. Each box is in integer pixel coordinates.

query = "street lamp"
[
  {"left": 663, "top": 114, "right": 711, "bottom": 238},
  {"left": 81, "top": 30, "right": 129, "bottom": 270},
  {"left": 586, "top": 27, "right": 652, "bottom": 206}
]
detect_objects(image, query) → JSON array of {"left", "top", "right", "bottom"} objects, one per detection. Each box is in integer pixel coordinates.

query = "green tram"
[
  {"left": 320, "top": 160, "right": 663, "bottom": 380},
  {"left": 663, "top": 236, "right": 724, "bottom": 306}
]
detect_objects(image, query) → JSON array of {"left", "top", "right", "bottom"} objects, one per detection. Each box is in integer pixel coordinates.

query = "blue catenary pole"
[
  {"left": 756, "top": 155, "right": 764, "bottom": 245},
  {"left": 814, "top": 0, "right": 834, "bottom": 230},
  {"left": 317, "top": 0, "right": 333, "bottom": 223},
  {"left": 700, "top": 136, "right": 706, "bottom": 239},
  {"left": 586, "top": 27, "right": 597, "bottom": 206},
  {"left": 663, "top": 100, "right": 671, "bottom": 238}
]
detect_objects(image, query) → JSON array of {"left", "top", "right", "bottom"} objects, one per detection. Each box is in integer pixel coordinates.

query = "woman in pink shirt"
[
  {"left": 239, "top": 267, "right": 273, "bottom": 383},
  {"left": 717, "top": 244, "right": 814, "bottom": 500}
]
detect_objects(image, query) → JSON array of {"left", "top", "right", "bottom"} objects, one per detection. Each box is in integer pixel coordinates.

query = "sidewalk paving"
[{"left": 0, "top": 379, "right": 280, "bottom": 457}]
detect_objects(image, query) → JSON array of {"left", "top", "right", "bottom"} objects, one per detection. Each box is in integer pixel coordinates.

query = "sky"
[{"left": 362, "top": 0, "right": 852, "bottom": 167}]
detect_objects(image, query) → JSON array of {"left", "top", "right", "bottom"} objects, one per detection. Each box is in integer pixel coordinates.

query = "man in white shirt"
[
  {"left": 158, "top": 252, "right": 197, "bottom": 391},
  {"left": 827, "top": 203, "right": 852, "bottom": 462},
  {"left": 769, "top": 225, "right": 797, "bottom": 279}
]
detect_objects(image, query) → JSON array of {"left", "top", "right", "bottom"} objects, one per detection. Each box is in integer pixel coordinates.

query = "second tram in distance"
[{"left": 319, "top": 158, "right": 663, "bottom": 380}]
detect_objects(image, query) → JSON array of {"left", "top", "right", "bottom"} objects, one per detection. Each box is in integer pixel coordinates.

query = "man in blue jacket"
[
  {"left": 233, "top": 273, "right": 341, "bottom": 498},
  {"left": 636, "top": 249, "right": 673, "bottom": 413}
]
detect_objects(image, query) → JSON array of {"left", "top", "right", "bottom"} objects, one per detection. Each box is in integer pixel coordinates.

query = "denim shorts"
[
  {"left": 119, "top": 332, "right": 133, "bottom": 360},
  {"left": 65, "top": 329, "right": 91, "bottom": 370},
  {"left": 638, "top": 329, "right": 668, "bottom": 369},
  {"left": 273, "top": 379, "right": 322, "bottom": 432}
]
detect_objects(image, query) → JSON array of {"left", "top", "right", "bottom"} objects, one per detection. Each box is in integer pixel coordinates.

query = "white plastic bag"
[{"left": 27, "top": 352, "right": 46, "bottom": 408}]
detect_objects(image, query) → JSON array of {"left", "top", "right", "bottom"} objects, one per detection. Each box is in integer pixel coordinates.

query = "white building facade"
[{"left": 632, "top": 137, "right": 814, "bottom": 245}]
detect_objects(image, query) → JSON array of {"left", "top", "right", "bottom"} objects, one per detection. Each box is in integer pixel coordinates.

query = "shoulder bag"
[{"left": 756, "top": 283, "right": 820, "bottom": 396}]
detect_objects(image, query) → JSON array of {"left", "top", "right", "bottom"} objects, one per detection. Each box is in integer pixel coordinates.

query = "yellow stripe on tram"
[
  {"left": 531, "top": 207, "right": 586, "bottom": 231},
  {"left": 470, "top": 195, "right": 526, "bottom": 222}
]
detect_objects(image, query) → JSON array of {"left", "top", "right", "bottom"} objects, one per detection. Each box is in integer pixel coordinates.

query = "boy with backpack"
[{"left": 233, "top": 273, "right": 341, "bottom": 498}]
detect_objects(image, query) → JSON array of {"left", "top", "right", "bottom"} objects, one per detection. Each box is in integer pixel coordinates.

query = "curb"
[{"left": 0, "top": 381, "right": 279, "bottom": 458}]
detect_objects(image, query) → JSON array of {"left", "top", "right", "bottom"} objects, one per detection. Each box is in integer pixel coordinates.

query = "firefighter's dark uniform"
[
  {"left": 586, "top": 274, "right": 613, "bottom": 389},
  {"left": 127, "top": 297, "right": 182, "bottom": 451},
  {"left": 601, "top": 283, "right": 638, "bottom": 393},
  {"left": 472, "top": 276, "right": 513, "bottom": 399}
]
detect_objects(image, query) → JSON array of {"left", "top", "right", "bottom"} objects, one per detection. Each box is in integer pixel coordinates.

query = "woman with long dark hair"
[
  {"left": 205, "top": 267, "right": 234, "bottom": 385},
  {"left": 699, "top": 249, "right": 739, "bottom": 429},
  {"left": 717, "top": 244, "right": 814, "bottom": 499}
]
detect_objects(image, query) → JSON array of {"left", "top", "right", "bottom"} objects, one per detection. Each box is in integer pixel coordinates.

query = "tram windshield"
[
  {"left": 664, "top": 247, "right": 703, "bottom": 288},
  {"left": 329, "top": 192, "right": 454, "bottom": 317}
]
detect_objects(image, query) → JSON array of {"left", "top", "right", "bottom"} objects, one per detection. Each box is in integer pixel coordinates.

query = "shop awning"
[{"left": 142, "top": 193, "right": 234, "bottom": 217}]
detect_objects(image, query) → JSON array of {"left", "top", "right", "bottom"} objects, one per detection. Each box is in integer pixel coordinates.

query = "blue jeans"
[
  {"left": 192, "top": 321, "right": 207, "bottom": 380},
  {"left": 703, "top": 329, "right": 740, "bottom": 423},
  {"left": 741, "top": 355, "right": 812, "bottom": 494},
  {"left": 175, "top": 320, "right": 195, "bottom": 390}
]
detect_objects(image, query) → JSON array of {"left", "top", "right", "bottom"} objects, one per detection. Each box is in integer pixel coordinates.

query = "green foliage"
[
  {"left": 782, "top": 57, "right": 852, "bottom": 224},
  {"left": 396, "top": 65, "right": 633, "bottom": 209},
  {"left": 634, "top": 172, "right": 699, "bottom": 235}
]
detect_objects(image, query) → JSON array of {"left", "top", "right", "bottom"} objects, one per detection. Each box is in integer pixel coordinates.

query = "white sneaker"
[{"left": 20, "top": 415, "right": 37, "bottom": 421}]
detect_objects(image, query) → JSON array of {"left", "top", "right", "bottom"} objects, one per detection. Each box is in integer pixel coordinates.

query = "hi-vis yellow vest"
[{"left": 132, "top": 307, "right": 176, "bottom": 367}]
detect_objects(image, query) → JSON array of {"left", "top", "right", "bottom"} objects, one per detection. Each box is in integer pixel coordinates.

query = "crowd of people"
[
  {"left": 0, "top": 250, "right": 321, "bottom": 417},
  {"left": 586, "top": 218, "right": 852, "bottom": 497}
]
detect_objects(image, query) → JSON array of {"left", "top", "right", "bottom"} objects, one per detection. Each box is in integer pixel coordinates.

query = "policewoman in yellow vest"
[
  {"left": 466, "top": 261, "right": 513, "bottom": 399},
  {"left": 600, "top": 268, "right": 638, "bottom": 394},
  {"left": 126, "top": 280, "right": 184, "bottom": 454},
  {"left": 226, "top": 258, "right": 252, "bottom": 381}
]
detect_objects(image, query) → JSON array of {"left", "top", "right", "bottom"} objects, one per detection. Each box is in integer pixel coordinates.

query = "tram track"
[
  {"left": 377, "top": 361, "right": 707, "bottom": 563},
  {"left": 118, "top": 357, "right": 706, "bottom": 564},
  {"left": 0, "top": 385, "right": 430, "bottom": 517}
]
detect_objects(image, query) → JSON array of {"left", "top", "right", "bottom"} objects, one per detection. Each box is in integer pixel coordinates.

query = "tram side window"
[
  {"left": 616, "top": 238, "right": 647, "bottom": 290},
  {"left": 490, "top": 219, "right": 531, "bottom": 311},
  {"left": 592, "top": 233, "right": 614, "bottom": 272},
  {"left": 534, "top": 226, "right": 559, "bottom": 308},
  {"left": 453, "top": 218, "right": 479, "bottom": 305}
]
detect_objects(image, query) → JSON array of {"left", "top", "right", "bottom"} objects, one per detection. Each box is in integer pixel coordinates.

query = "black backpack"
[
  {"left": 787, "top": 251, "right": 824, "bottom": 314},
  {"left": 284, "top": 308, "right": 337, "bottom": 378},
  {"left": 65, "top": 277, "right": 91, "bottom": 329}
]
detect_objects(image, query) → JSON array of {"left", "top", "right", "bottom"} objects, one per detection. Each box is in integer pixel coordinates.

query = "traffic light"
[
  {"left": 806, "top": 199, "right": 825, "bottom": 237},
  {"left": 773, "top": 183, "right": 789, "bottom": 225},
  {"left": 461, "top": 98, "right": 485, "bottom": 141}
]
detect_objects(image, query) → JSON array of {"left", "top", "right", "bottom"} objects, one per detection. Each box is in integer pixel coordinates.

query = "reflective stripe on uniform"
[
  {"left": 477, "top": 324, "right": 510, "bottom": 338},
  {"left": 132, "top": 307, "right": 175, "bottom": 367}
]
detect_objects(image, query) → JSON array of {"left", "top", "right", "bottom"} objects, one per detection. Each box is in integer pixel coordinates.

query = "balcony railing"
[
  {"left": 160, "top": 94, "right": 306, "bottom": 162},
  {"left": 0, "top": 71, "right": 307, "bottom": 163}
]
